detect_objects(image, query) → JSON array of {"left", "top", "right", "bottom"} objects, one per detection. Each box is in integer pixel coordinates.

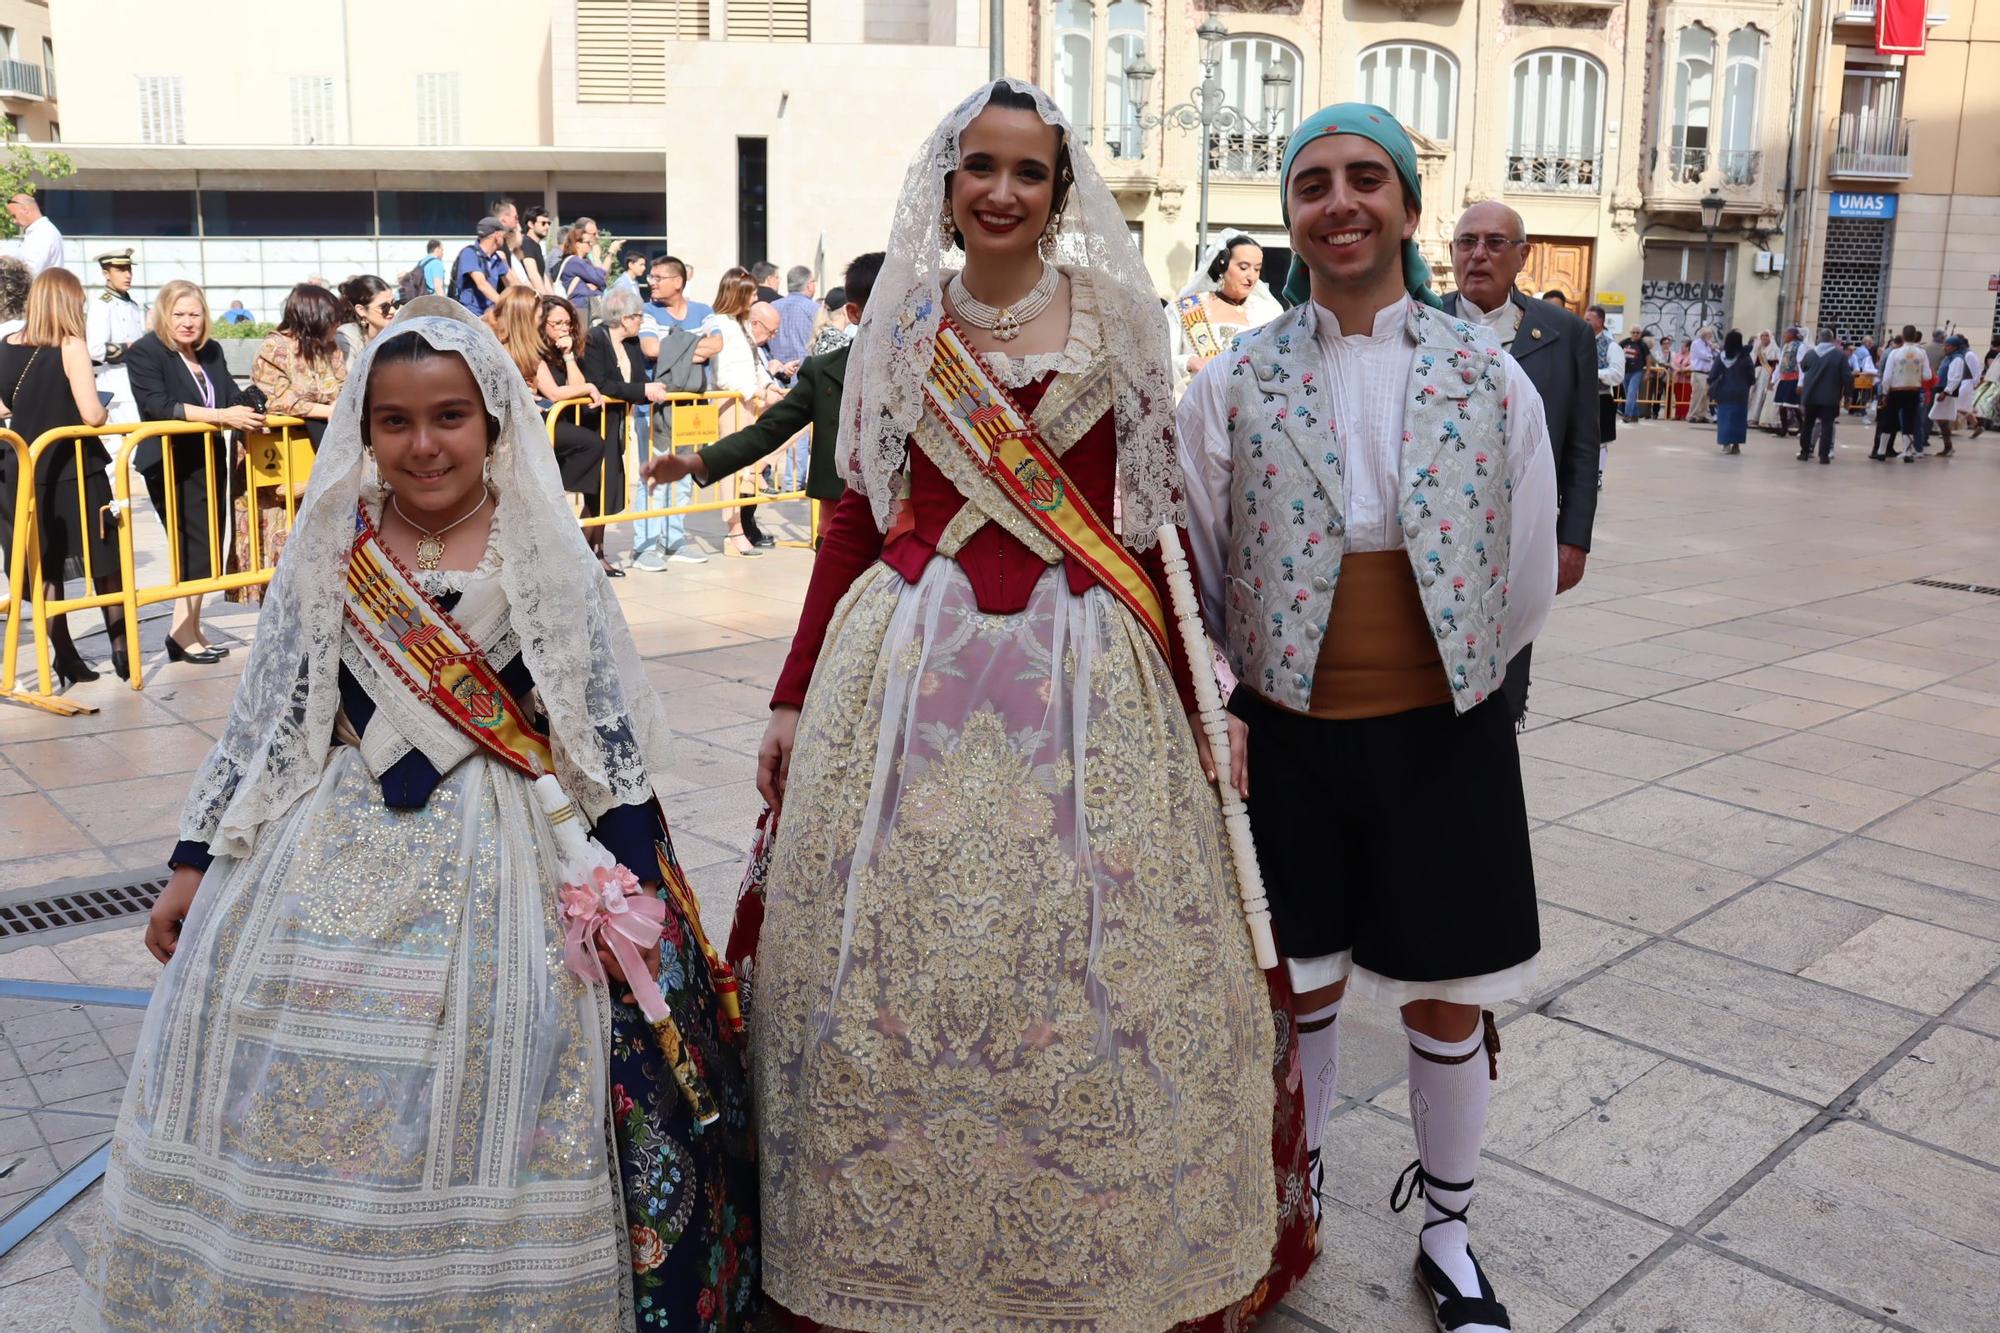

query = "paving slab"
[
  {"left": 1572, "top": 1242, "right": 1891, "bottom": 1332},
  {"left": 1779, "top": 837, "right": 2000, "bottom": 942},
  {"left": 1659, "top": 753, "right": 1911, "bottom": 832},
  {"left": 1549, "top": 940, "right": 1924, "bottom": 1102},
  {"left": 1711, "top": 1120, "right": 2000, "bottom": 1331},
  {"left": 1849, "top": 1025, "right": 2000, "bottom": 1167},
  {"left": 1564, "top": 787, "right": 1842, "bottom": 878},
  {"left": 1530, "top": 824, "right": 1756, "bottom": 933}
]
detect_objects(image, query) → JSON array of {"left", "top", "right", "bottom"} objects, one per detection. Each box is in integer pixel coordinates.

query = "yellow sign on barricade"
[
  {"left": 247, "top": 429, "right": 315, "bottom": 493},
  {"left": 670, "top": 402, "right": 722, "bottom": 448}
]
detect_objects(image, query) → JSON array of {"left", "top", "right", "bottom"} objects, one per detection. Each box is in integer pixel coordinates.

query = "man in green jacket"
[{"left": 642, "top": 252, "right": 881, "bottom": 530}]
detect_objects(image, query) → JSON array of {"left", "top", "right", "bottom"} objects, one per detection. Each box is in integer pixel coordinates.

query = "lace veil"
[
  {"left": 839, "top": 77, "right": 1182, "bottom": 549},
  {"left": 179, "top": 297, "right": 675, "bottom": 857}
]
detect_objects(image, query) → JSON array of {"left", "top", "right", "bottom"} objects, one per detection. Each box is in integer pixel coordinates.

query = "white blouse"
[
  {"left": 700, "top": 315, "right": 772, "bottom": 398},
  {"left": 1175, "top": 296, "right": 1559, "bottom": 662}
]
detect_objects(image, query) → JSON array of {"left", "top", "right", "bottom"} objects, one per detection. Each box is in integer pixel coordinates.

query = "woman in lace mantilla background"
[
  {"left": 81, "top": 299, "right": 757, "bottom": 1333},
  {"left": 745, "top": 79, "right": 1314, "bottom": 1332}
]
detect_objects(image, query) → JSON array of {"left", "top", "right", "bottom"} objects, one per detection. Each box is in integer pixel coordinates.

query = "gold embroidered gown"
[{"left": 752, "top": 296, "right": 1279, "bottom": 1332}]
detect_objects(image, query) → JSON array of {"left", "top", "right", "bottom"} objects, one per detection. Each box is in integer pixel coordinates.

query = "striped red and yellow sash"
[
  {"left": 922, "top": 319, "right": 1169, "bottom": 656},
  {"left": 344, "top": 506, "right": 555, "bottom": 779},
  {"left": 1177, "top": 294, "right": 1222, "bottom": 360}
]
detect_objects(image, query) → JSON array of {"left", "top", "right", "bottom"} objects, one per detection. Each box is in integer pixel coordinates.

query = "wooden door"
[{"left": 1522, "top": 240, "right": 1594, "bottom": 312}]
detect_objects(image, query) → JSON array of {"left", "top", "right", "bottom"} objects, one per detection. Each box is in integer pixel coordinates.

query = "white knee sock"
[
  {"left": 1297, "top": 997, "right": 1342, "bottom": 1164},
  {"left": 1403, "top": 1015, "right": 1499, "bottom": 1314}
]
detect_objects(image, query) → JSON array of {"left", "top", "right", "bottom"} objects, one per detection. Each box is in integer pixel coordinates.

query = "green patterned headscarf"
[{"left": 1277, "top": 102, "right": 1443, "bottom": 312}]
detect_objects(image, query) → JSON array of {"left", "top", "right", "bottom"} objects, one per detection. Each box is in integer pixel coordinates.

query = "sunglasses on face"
[{"left": 370, "top": 299, "right": 396, "bottom": 315}]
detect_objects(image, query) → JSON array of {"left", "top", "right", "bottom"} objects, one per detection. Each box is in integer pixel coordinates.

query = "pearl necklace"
[
  {"left": 948, "top": 263, "right": 1058, "bottom": 342},
  {"left": 391, "top": 489, "right": 490, "bottom": 570}
]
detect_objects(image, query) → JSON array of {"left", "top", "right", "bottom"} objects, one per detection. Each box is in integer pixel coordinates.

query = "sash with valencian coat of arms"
[
  {"left": 922, "top": 318, "right": 1170, "bottom": 656},
  {"left": 343, "top": 504, "right": 746, "bottom": 1039}
]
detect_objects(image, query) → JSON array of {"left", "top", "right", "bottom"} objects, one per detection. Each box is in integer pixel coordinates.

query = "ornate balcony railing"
[
  {"left": 1208, "top": 129, "right": 1289, "bottom": 180},
  {"left": 1718, "top": 149, "right": 1761, "bottom": 187},
  {"left": 1829, "top": 114, "right": 1913, "bottom": 179},
  {"left": 1666, "top": 145, "right": 1708, "bottom": 184},
  {"left": 1505, "top": 148, "right": 1602, "bottom": 194}
]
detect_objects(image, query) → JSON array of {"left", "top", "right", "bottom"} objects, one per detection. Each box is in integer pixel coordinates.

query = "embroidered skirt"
[
  {"left": 1230, "top": 686, "right": 1541, "bottom": 1005},
  {"left": 753, "top": 559, "right": 1286, "bottom": 1333},
  {"left": 81, "top": 747, "right": 759, "bottom": 1332}
]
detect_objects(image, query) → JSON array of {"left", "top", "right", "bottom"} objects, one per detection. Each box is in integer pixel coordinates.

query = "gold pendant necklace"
[{"left": 390, "top": 490, "right": 489, "bottom": 570}]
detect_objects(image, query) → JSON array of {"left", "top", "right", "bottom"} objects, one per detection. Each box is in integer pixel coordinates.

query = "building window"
[
  {"left": 1669, "top": 25, "right": 1714, "bottom": 183},
  {"left": 726, "top": 0, "right": 810, "bottom": 41},
  {"left": 417, "top": 73, "right": 461, "bottom": 146},
  {"left": 137, "top": 75, "right": 185, "bottom": 145},
  {"left": 559, "top": 190, "right": 666, "bottom": 238},
  {"left": 1102, "top": 1, "right": 1146, "bottom": 159},
  {"left": 1051, "top": 0, "right": 1093, "bottom": 140},
  {"left": 200, "top": 190, "right": 374, "bottom": 237},
  {"left": 738, "top": 138, "right": 768, "bottom": 267},
  {"left": 577, "top": 0, "right": 709, "bottom": 104},
  {"left": 1210, "top": 35, "right": 1301, "bottom": 178},
  {"left": 1719, "top": 28, "right": 1765, "bottom": 186},
  {"left": 39, "top": 189, "right": 198, "bottom": 237},
  {"left": 1357, "top": 43, "right": 1456, "bottom": 144},
  {"left": 1508, "top": 50, "right": 1603, "bottom": 194},
  {"left": 379, "top": 191, "right": 490, "bottom": 237},
  {"left": 289, "top": 76, "right": 338, "bottom": 146},
  {"left": 40, "top": 37, "right": 53, "bottom": 100}
]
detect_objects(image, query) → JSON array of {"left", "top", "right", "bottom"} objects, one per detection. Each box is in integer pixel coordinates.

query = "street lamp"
[
  {"left": 1697, "top": 188, "right": 1727, "bottom": 330},
  {"left": 1122, "top": 19, "right": 1293, "bottom": 259}
]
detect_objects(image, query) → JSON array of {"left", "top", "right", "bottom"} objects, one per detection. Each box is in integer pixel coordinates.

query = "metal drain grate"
[
  {"left": 0, "top": 877, "right": 163, "bottom": 939},
  {"left": 1912, "top": 578, "right": 2000, "bottom": 598}
]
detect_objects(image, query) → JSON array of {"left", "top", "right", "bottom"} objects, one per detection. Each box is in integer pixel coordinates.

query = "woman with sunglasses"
[{"left": 337, "top": 274, "right": 396, "bottom": 366}]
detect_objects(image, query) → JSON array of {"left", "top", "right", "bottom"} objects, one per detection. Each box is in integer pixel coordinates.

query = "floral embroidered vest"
[{"left": 1218, "top": 300, "right": 1514, "bottom": 715}]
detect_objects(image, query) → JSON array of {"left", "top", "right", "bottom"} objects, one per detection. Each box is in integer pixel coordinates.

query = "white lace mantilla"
[
  {"left": 838, "top": 78, "right": 1182, "bottom": 550},
  {"left": 178, "top": 300, "right": 676, "bottom": 857}
]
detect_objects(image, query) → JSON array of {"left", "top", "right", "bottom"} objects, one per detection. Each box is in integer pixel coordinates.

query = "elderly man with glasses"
[{"left": 1440, "top": 202, "right": 1600, "bottom": 724}]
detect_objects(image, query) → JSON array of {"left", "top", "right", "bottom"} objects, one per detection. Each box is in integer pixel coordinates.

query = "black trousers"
[{"left": 1799, "top": 403, "right": 1838, "bottom": 460}]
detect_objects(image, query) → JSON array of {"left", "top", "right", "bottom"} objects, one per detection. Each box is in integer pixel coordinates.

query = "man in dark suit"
[
  {"left": 1441, "top": 202, "right": 1600, "bottom": 722},
  {"left": 1798, "top": 329, "right": 1853, "bottom": 464},
  {"left": 642, "top": 252, "right": 882, "bottom": 534}
]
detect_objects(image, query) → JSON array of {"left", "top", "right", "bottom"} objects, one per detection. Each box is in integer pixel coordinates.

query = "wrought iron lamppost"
[
  {"left": 1698, "top": 188, "right": 1726, "bottom": 331},
  {"left": 1120, "top": 17, "right": 1293, "bottom": 260}
]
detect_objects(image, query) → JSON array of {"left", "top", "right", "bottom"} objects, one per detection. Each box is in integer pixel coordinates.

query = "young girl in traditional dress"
[
  {"left": 745, "top": 79, "right": 1314, "bottom": 1332},
  {"left": 82, "top": 299, "right": 757, "bottom": 1332}
]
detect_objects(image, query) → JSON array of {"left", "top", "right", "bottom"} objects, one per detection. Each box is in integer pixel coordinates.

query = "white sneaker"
[
  {"left": 632, "top": 550, "right": 670, "bottom": 573},
  {"left": 668, "top": 547, "right": 710, "bottom": 565}
]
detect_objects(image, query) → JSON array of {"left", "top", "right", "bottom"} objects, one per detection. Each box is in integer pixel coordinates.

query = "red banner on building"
[{"left": 1877, "top": 0, "right": 1927, "bottom": 56}]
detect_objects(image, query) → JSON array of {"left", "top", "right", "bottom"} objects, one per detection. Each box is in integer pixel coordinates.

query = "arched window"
[
  {"left": 1357, "top": 42, "right": 1457, "bottom": 144},
  {"left": 1720, "top": 27, "right": 1765, "bottom": 185},
  {"left": 1508, "top": 49, "right": 1604, "bottom": 193},
  {"left": 1052, "top": 0, "right": 1093, "bottom": 139},
  {"left": 1211, "top": 35, "right": 1302, "bottom": 177},
  {"left": 1670, "top": 25, "right": 1715, "bottom": 183},
  {"left": 1102, "top": 1, "right": 1146, "bottom": 159}
]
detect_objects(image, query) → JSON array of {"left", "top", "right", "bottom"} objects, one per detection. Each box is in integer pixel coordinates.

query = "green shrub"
[{"left": 209, "top": 321, "right": 277, "bottom": 340}]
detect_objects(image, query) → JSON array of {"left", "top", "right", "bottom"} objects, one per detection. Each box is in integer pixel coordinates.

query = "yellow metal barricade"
[
  {"left": 0, "top": 426, "right": 97, "bottom": 714},
  {"left": 542, "top": 390, "right": 816, "bottom": 547},
  {"left": 104, "top": 416, "right": 310, "bottom": 690}
]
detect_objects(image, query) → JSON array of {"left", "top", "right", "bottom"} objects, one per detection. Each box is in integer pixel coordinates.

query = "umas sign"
[{"left": 1828, "top": 193, "right": 1898, "bottom": 219}]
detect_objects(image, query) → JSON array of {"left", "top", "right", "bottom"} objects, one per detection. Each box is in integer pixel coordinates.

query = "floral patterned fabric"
[{"left": 608, "top": 834, "right": 760, "bottom": 1332}]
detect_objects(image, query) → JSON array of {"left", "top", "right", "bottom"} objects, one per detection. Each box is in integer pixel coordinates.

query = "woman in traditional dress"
[
  {"left": 1169, "top": 230, "right": 1285, "bottom": 395},
  {"left": 746, "top": 78, "right": 1313, "bottom": 1333},
  {"left": 1746, "top": 329, "right": 1776, "bottom": 430},
  {"left": 83, "top": 298, "right": 757, "bottom": 1333}
]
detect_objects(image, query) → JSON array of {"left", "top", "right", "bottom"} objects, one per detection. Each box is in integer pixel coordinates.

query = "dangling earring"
[
  {"left": 1038, "top": 209, "right": 1062, "bottom": 263},
  {"left": 939, "top": 198, "right": 959, "bottom": 253}
]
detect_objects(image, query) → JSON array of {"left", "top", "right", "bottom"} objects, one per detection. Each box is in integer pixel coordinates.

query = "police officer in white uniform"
[{"left": 86, "top": 248, "right": 146, "bottom": 424}]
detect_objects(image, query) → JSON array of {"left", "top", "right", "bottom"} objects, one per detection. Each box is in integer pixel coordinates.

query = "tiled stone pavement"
[{"left": 5, "top": 417, "right": 2000, "bottom": 1329}]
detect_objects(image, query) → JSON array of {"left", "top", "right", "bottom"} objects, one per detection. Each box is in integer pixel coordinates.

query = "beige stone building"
[
  {"left": 1789, "top": 0, "right": 1999, "bottom": 345},
  {"left": 36, "top": 0, "right": 986, "bottom": 313},
  {"left": 0, "top": 0, "right": 58, "bottom": 143},
  {"left": 1004, "top": 0, "right": 1805, "bottom": 338}
]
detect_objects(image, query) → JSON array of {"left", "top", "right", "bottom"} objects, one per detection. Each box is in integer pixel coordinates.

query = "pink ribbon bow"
[{"left": 561, "top": 863, "right": 670, "bottom": 1023}]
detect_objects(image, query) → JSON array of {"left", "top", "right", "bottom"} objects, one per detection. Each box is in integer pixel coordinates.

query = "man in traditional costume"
[
  {"left": 1178, "top": 103, "right": 1557, "bottom": 1333},
  {"left": 744, "top": 79, "right": 1314, "bottom": 1332}
]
